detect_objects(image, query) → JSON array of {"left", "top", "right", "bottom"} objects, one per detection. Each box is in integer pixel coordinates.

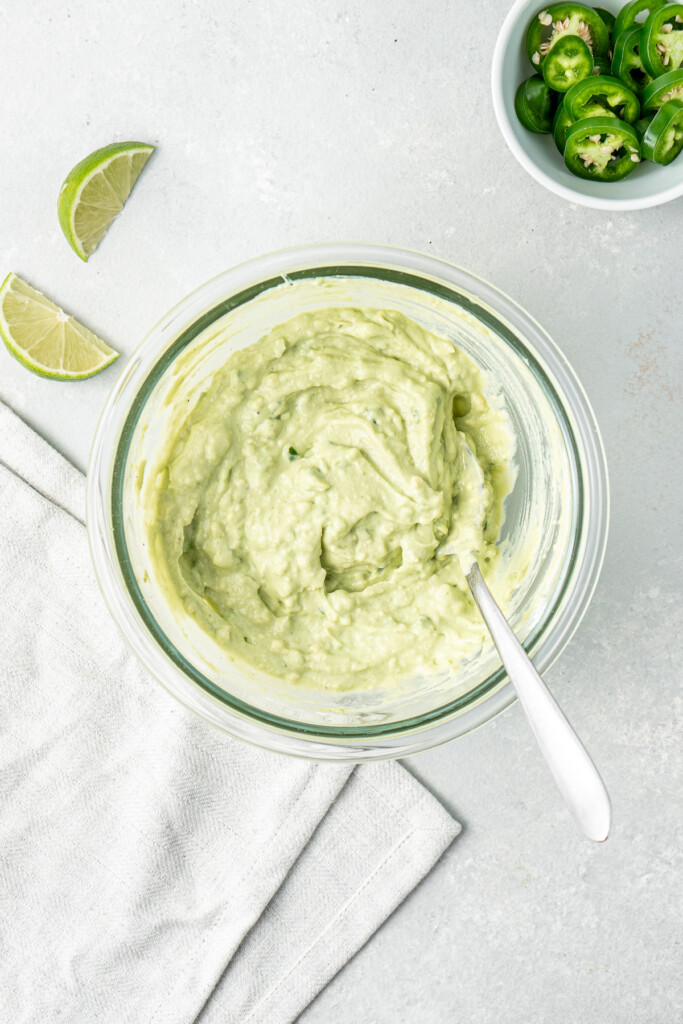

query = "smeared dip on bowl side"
[{"left": 140, "top": 307, "right": 517, "bottom": 689}]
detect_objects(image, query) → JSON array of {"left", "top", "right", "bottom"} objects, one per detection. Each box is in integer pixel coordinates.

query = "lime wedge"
[
  {"left": 58, "top": 141, "right": 154, "bottom": 261},
  {"left": 0, "top": 273, "right": 119, "bottom": 380}
]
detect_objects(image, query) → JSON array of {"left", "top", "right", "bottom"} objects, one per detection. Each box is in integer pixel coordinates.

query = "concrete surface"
[{"left": 1, "top": 1, "right": 682, "bottom": 1021}]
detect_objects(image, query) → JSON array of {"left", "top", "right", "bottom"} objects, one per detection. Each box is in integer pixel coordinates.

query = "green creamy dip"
[{"left": 143, "top": 307, "right": 516, "bottom": 689}]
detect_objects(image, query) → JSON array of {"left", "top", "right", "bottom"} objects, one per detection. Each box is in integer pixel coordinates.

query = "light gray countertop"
[{"left": 2, "top": 1, "right": 682, "bottom": 1021}]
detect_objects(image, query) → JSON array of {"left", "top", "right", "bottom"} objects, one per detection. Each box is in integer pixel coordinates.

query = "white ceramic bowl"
[{"left": 492, "top": 0, "right": 683, "bottom": 210}]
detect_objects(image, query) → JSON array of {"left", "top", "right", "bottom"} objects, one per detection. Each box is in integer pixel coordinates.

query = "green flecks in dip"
[{"left": 143, "top": 307, "right": 516, "bottom": 689}]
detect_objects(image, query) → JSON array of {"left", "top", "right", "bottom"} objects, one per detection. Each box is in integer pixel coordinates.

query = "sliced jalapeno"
[
  {"left": 641, "top": 4, "right": 683, "bottom": 76},
  {"left": 527, "top": 3, "right": 610, "bottom": 68},
  {"left": 542, "top": 34, "right": 594, "bottom": 89},
  {"left": 565, "top": 73, "right": 640, "bottom": 121},
  {"left": 564, "top": 115, "right": 641, "bottom": 178},
  {"left": 641, "top": 97, "right": 683, "bottom": 161},
  {"left": 613, "top": 0, "right": 666, "bottom": 40},
  {"left": 612, "top": 25, "right": 655, "bottom": 92},
  {"left": 593, "top": 56, "right": 613, "bottom": 74},
  {"left": 595, "top": 7, "right": 616, "bottom": 33},
  {"left": 642, "top": 67, "right": 683, "bottom": 109},
  {"left": 634, "top": 113, "right": 654, "bottom": 137},
  {"left": 515, "top": 75, "right": 556, "bottom": 132},
  {"left": 553, "top": 101, "right": 576, "bottom": 149}
]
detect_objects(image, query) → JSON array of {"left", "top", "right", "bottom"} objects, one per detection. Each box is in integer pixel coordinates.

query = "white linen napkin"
[{"left": 0, "top": 402, "right": 459, "bottom": 1024}]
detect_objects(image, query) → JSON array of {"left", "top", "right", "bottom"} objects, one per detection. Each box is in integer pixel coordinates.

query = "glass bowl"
[{"left": 87, "top": 243, "right": 609, "bottom": 761}]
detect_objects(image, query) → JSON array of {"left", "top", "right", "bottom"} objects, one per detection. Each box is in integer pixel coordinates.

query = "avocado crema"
[{"left": 143, "top": 307, "right": 516, "bottom": 689}]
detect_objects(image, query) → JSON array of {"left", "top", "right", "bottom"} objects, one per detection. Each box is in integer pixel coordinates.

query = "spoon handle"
[{"left": 467, "top": 562, "right": 611, "bottom": 842}]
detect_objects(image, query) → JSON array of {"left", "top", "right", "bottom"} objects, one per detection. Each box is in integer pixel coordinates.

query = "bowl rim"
[
  {"left": 86, "top": 242, "right": 610, "bottom": 760},
  {"left": 491, "top": 0, "right": 683, "bottom": 211}
]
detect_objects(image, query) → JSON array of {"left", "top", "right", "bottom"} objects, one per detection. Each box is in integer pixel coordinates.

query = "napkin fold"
[{"left": 0, "top": 402, "right": 459, "bottom": 1024}]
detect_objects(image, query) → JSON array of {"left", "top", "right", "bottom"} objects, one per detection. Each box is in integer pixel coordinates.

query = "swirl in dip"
[{"left": 142, "top": 307, "right": 516, "bottom": 689}]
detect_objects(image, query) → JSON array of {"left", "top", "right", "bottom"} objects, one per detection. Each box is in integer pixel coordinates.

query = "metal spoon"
[{"left": 443, "top": 445, "right": 611, "bottom": 842}]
